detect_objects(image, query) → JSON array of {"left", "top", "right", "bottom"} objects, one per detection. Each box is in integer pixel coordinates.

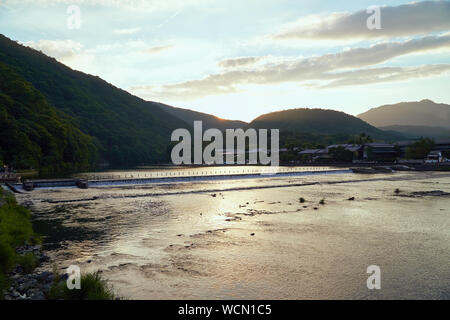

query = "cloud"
[
  {"left": 144, "top": 45, "right": 173, "bottom": 54},
  {"left": 129, "top": 34, "right": 450, "bottom": 99},
  {"left": 22, "top": 39, "right": 94, "bottom": 71},
  {"left": 113, "top": 27, "right": 141, "bottom": 35},
  {"left": 274, "top": 1, "right": 450, "bottom": 40},
  {"left": 319, "top": 64, "right": 450, "bottom": 88},
  {"left": 2, "top": 0, "right": 210, "bottom": 12},
  {"left": 22, "top": 39, "right": 83, "bottom": 60},
  {"left": 218, "top": 57, "right": 262, "bottom": 69}
]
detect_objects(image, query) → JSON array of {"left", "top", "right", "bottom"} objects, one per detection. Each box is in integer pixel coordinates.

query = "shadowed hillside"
[
  {"left": 0, "top": 62, "right": 97, "bottom": 173},
  {"left": 0, "top": 34, "right": 187, "bottom": 167},
  {"left": 379, "top": 125, "right": 450, "bottom": 139}
]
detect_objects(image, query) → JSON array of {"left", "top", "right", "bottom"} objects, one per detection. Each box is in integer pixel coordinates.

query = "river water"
[{"left": 15, "top": 167, "right": 450, "bottom": 299}]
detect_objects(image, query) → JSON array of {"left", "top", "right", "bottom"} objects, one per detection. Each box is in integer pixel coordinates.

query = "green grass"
[
  {"left": 0, "top": 189, "right": 116, "bottom": 300},
  {"left": 0, "top": 188, "right": 40, "bottom": 298},
  {"left": 49, "top": 271, "right": 116, "bottom": 300},
  {"left": 0, "top": 187, "right": 116, "bottom": 300}
]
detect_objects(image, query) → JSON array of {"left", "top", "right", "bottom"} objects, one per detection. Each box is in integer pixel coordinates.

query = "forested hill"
[
  {"left": 0, "top": 34, "right": 187, "bottom": 168},
  {"left": 249, "top": 108, "right": 403, "bottom": 147},
  {"left": 0, "top": 62, "right": 97, "bottom": 174}
]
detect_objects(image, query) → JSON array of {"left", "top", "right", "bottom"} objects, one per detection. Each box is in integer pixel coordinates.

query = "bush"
[
  {"left": 16, "top": 252, "right": 39, "bottom": 274},
  {"left": 49, "top": 271, "right": 116, "bottom": 300},
  {"left": 0, "top": 193, "right": 34, "bottom": 248},
  {"left": 0, "top": 236, "right": 16, "bottom": 272}
]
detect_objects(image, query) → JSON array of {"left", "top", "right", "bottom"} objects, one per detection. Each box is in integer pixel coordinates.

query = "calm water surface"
[{"left": 15, "top": 167, "right": 450, "bottom": 299}]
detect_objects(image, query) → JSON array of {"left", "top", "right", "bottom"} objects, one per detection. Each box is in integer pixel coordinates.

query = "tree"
[
  {"left": 0, "top": 62, "right": 97, "bottom": 174},
  {"left": 328, "top": 146, "right": 354, "bottom": 162},
  {"left": 405, "top": 138, "right": 434, "bottom": 159},
  {"left": 353, "top": 132, "right": 373, "bottom": 145}
]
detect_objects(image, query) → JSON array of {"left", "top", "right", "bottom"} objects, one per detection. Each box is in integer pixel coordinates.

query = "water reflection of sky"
[{"left": 17, "top": 171, "right": 450, "bottom": 299}]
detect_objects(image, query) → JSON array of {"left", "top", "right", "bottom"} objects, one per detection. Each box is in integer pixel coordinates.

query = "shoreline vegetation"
[{"left": 0, "top": 187, "right": 116, "bottom": 300}]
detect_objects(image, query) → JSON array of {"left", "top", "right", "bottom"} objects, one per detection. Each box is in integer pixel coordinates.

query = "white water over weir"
[{"left": 14, "top": 167, "right": 352, "bottom": 190}]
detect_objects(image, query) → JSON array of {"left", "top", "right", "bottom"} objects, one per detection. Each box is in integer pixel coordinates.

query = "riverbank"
[
  {"left": 2, "top": 244, "right": 53, "bottom": 300},
  {"left": 0, "top": 187, "right": 116, "bottom": 300},
  {"left": 0, "top": 187, "right": 47, "bottom": 299}
]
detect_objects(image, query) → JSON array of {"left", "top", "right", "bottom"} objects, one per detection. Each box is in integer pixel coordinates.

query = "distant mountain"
[
  {"left": 357, "top": 100, "right": 450, "bottom": 128},
  {"left": 250, "top": 108, "right": 395, "bottom": 137},
  {"left": 249, "top": 108, "right": 402, "bottom": 147},
  {"left": 0, "top": 34, "right": 188, "bottom": 167},
  {"left": 159, "top": 103, "right": 247, "bottom": 131},
  {"left": 379, "top": 125, "right": 450, "bottom": 139}
]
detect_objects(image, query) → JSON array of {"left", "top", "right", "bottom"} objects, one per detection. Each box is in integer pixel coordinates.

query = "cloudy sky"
[{"left": 1, "top": 0, "right": 449, "bottom": 122}]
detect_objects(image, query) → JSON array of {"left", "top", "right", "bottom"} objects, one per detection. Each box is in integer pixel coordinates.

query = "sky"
[{"left": 0, "top": 0, "right": 449, "bottom": 122}]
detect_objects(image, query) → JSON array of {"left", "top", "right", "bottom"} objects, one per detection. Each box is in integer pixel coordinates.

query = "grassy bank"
[
  {"left": 0, "top": 187, "right": 116, "bottom": 300},
  {"left": 49, "top": 270, "right": 116, "bottom": 300},
  {"left": 0, "top": 187, "right": 38, "bottom": 296}
]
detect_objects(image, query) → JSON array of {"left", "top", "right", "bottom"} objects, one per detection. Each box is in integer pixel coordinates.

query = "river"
[{"left": 15, "top": 167, "right": 450, "bottom": 299}]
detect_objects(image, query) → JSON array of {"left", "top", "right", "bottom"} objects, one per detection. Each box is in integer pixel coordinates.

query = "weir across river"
[{"left": 6, "top": 167, "right": 352, "bottom": 192}]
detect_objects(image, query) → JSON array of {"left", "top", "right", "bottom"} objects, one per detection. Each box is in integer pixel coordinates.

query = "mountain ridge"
[
  {"left": 357, "top": 99, "right": 450, "bottom": 128},
  {"left": 158, "top": 103, "right": 247, "bottom": 131},
  {"left": 249, "top": 108, "right": 394, "bottom": 137},
  {"left": 247, "top": 107, "right": 404, "bottom": 148}
]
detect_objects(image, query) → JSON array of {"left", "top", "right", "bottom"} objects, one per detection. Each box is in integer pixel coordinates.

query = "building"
[
  {"left": 0, "top": 166, "right": 18, "bottom": 182},
  {"left": 362, "top": 143, "right": 397, "bottom": 161},
  {"left": 327, "top": 144, "right": 363, "bottom": 160},
  {"left": 434, "top": 139, "right": 450, "bottom": 154},
  {"left": 395, "top": 139, "right": 450, "bottom": 158},
  {"left": 425, "top": 151, "right": 443, "bottom": 163},
  {"left": 298, "top": 143, "right": 399, "bottom": 162}
]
